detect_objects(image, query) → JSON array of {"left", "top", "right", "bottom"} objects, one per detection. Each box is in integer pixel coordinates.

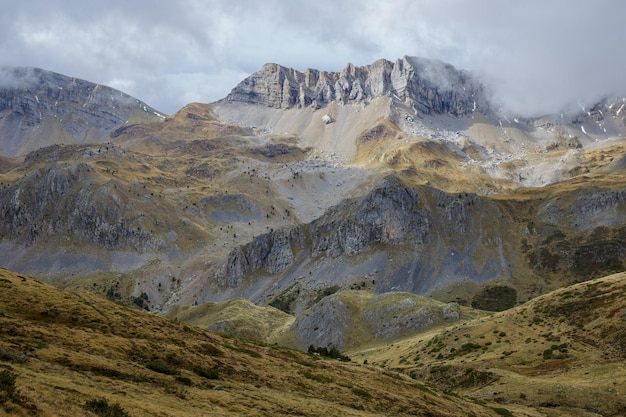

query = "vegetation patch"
[
  {"left": 490, "top": 407, "right": 514, "bottom": 417},
  {"left": 269, "top": 283, "right": 300, "bottom": 314},
  {"left": 89, "top": 366, "right": 140, "bottom": 382},
  {"left": 131, "top": 292, "right": 150, "bottom": 311},
  {"left": 198, "top": 342, "right": 224, "bottom": 357},
  {"left": 224, "top": 344, "right": 262, "bottom": 358},
  {"left": 358, "top": 122, "right": 399, "bottom": 143},
  {"left": 308, "top": 345, "right": 351, "bottom": 362},
  {"left": 84, "top": 398, "right": 130, "bottom": 417},
  {"left": 425, "top": 336, "right": 446, "bottom": 355},
  {"left": 425, "top": 365, "right": 497, "bottom": 390},
  {"left": 193, "top": 366, "right": 220, "bottom": 380},
  {"left": 542, "top": 344, "right": 569, "bottom": 360},
  {"left": 299, "top": 371, "right": 333, "bottom": 384},
  {"left": 0, "top": 369, "right": 35, "bottom": 414},
  {"left": 314, "top": 285, "right": 341, "bottom": 303},
  {"left": 471, "top": 285, "right": 517, "bottom": 311},
  {"left": 351, "top": 387, "right": 372, "bottom": 399},
  {"left": 0, "top": 370, "right": 18, "bottom": 406},
  {"left": 146, "top": 361, "right": 180, "bottom": 375}
]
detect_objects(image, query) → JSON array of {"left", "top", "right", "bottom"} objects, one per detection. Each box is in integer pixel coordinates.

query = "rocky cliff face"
[
  {"left": 308, "top": 176, "right": 431, "bottom": 257},
  {"left": 218, "top": 227, "right": 306, "bottom": 287},
  {"left": 217, "top": 175, "right": 433, "bottom": 289},
  {"left": 212, "top": 174, "right": 626, "bottom": 311},
  {"left": 215, "top": 175, "right": 510, "bottom": 296},
  {"left": 0, "top": 154, "right": 160, "bottom": 251},
  {"left": 0, "top": 66, "right": 164, "bottom": 156},
  {"left": 223, "top": 56, "right": 488, "bottom": 117}
]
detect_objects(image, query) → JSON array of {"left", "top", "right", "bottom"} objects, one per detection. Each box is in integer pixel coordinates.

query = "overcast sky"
[{"left": 1, "top": 0, "right": 624, "bottom": 116}]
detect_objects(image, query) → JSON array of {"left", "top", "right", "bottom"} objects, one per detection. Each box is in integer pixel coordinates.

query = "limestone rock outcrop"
[
  {"left": 222, "top": 56, "right": 488, "bottom": 117},
  {"left": 291, "top": 292, "right": 464, "bottom": 350},
  {"left": 218, "top": 175, "right": 434, "bottom": 288},
  {"left": 309, "top": 175, "right": 430, "bottom": 257},
  {"left": 218, "top": 227, "right": 306, "bottom": 287}
]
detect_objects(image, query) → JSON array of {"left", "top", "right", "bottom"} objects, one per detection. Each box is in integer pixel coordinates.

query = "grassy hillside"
[
  {"left": 0, "top": 268, "right": 508, "bottom": 417},
  {"left": 165, "top": 290, "right": 488, "bottom": 352},
  {"left": 165, "top": 297, "right": 295, "bottom": 343},
  {"left": 353, "top": 272, "right": 626, "bottom": 416}
]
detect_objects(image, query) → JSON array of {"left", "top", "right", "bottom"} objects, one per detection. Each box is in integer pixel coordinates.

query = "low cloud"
[{"left": 0, "top": 66, "right": 40, "bottom": 89}]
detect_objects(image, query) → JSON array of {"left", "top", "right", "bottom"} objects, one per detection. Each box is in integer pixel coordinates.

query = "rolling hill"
[
  {"left": 353, "top": 272, "right": 626, "bottom": 416},
  {"left": 0, "top": 268, "right": 504, "bottom": 417}
]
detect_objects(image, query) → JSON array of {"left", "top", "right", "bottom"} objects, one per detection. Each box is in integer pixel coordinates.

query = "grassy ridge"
[
  {"left": 353, "top": 272, "right": 626, "bottom": 416},
  {"left": 0, "top": 268, "right": 501, "bottom": 417}
]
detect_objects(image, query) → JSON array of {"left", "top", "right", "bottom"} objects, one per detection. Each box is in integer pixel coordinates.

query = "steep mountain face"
[
  {"left": 213, "top": 57, "right": 626, "bottom": 191},
  {"left": 0, "top": 66, "right": 165, "bottom": 156},
  {"left": 199, "top": 174, "right": 626, "bottom": 315},
  {"left": 0, "top": 139, "right": 228, "bottom": 280},
  {"left": 223, "top": 56, "right": 488, "bottom": 117}
]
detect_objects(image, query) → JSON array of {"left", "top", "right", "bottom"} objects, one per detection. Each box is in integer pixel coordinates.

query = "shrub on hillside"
[
  {"left": 0, "top": 370, "right": 17, "bottom": 405},
  {"left": 146, "top": 361, "right": 180, "bottom": 375},
  {"left": 84, "top": 398, "right": 130, "bottom": 417},
  {"left": 307, "top": 345, "right": 351, "bottom": 362}
]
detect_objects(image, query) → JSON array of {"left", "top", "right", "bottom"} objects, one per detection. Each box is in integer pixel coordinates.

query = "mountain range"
[{"left": 0, "top": 57, "right": 624, "bottom": 416}]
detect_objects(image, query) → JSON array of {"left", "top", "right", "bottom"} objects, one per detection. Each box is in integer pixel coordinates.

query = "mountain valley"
[{"left": 0, "top": 57, "right": 625, "bottom": 416}]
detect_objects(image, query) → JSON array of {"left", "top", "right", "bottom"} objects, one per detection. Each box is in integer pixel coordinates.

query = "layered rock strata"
[{"left": 223, "top": 56, "right": 488, "bottom": 117}]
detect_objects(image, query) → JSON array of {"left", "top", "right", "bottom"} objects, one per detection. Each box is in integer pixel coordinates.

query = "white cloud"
[{"left": 0, "top": 0, "right": 624, "bottom": 115}]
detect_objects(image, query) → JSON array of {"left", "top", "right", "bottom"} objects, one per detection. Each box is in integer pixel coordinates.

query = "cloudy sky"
[{"left": 1, "top": 0, "right": 624, "bottom": 115}]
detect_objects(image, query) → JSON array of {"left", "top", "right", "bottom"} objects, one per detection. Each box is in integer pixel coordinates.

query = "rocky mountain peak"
[
  {"left": 222, "top": 55, "right": 488, "bottom": 117},
  {"left": 0, "top": 66, "right": 165, "bottom": 156}
]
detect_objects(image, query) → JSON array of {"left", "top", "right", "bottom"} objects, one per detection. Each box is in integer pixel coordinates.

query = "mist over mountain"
[
  {"left": 4, "top": 1, "right": 626, "bottom": 117},
  {"left": 0, "top": 66, "right": 165, "bottom": 156},
  {"left": 222, "top": 56, "right": 489, "bottom": 117}
]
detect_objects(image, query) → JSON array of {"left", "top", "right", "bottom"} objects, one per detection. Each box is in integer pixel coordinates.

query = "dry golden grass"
[
  {"left": 0, "top": 268, "right": 508, "bottom": 417},
  {"left": 165, "top": 297, "right": 295, "bottom": 343},
  {"left": 353, "top": 272, "right": 626, "bottom": 417},
  {"left": 0, "top": 155, "right": 21, "bottom": 175},
  {"left": 352, "top": 120, "right": 520, "bottom": 194}
]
